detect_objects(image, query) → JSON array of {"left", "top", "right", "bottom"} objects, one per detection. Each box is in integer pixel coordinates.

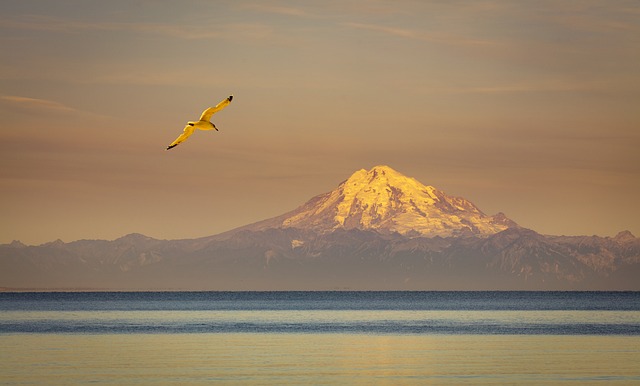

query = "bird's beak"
[{"left": 213, "top": 124, "right": 219, "bottom": 131}]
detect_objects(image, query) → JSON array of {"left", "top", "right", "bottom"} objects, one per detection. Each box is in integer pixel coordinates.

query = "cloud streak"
[
  {"left": 0, "top": 15, "right": 222, "bottom": 40},
  {"left": 0, "top": 14, "right": 285, "bottom": 45},
  {"left": 344, "top": 22, "right": 499, "bottom": 47},
  {"left": 439, "top": 79, "right": 622, "bottom": 95},
  {"left": 1, "top": 95, "right": 77, "bottom": 113},
  {"left": 242, "top": 4, "right": 309, "bottom": 17}
]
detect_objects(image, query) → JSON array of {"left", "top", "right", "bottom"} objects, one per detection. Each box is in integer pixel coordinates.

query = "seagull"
[{"left": 166, "top": 95, "right": 233, "bottom": 150}]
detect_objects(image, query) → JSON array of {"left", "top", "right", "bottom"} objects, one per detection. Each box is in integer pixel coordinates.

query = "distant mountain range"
[{"left": 1, "top": 165, "right": 638, "bottom": 290}]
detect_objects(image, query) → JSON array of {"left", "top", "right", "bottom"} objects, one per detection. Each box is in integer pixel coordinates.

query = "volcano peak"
[{"left": 248, "top": 166, "right": 516, "bottom": 237}]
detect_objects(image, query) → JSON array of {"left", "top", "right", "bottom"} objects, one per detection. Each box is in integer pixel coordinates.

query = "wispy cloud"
[
  {"left": 0, "top": 15, "right": 222, "bottom": 40},
  {"left": 0, "top": 14, "right": 284, "bottom": 44},
  {"left": 532, "top": 1, "right": 640, "bottom": 35},
  {"left": 345, "top": 22, "right": 416, "bottom": 39},
  {"left": 1, "top": 95, "right": 77, "bottom": 113},
  {"left": 242, "top": 4, "right": 309, "bottom": 17},
  {"left": 441, "top": 80, "right": 612, "bottom": 95},
  {"left": 0, "top": 95, "right": 116, "bottom": 121},
  {"left": 344, "top": 22, "right": 499, "bottom": 47}
]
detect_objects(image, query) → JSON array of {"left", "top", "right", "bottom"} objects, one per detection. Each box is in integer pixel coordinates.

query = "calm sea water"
[{"left": 1, "top": 291, "right": 639, "bottom": 384}]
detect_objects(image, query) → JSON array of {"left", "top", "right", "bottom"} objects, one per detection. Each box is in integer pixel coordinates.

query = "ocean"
[{"left": 1, "top": 291, "right": 639, "bottom": 384}]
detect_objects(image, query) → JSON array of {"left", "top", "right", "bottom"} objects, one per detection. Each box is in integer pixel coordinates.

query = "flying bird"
[{"left": 166, "top": 95, "right": 233, "bottom": 150}]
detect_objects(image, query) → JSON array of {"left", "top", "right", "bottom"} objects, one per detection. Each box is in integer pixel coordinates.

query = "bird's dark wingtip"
[
  {"left": 166, "top": 145, "right": 176, "bottom": 150},
  {"left": 228, "top": 95, "right": 233, "bottom": 101}
]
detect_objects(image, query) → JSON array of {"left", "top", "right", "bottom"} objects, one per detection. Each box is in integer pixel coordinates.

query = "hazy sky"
[{"left": 1, "top": 1, "right": 639, "bottom": 245}]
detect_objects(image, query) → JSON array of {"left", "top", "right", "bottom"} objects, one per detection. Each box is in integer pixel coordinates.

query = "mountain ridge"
[
  {"left": 1, "top": 165, "right": 638, "bottom": 291},
  {"left": 1, "top": 226, "right": 638, "bottom": 290}
]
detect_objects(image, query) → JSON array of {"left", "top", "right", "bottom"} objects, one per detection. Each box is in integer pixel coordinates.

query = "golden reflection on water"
[
  {"left": 1, "top": 333, "right": 639, "bottom": 385},
  {"left": 3, "top": 309, "right": 639, "bottom": 326}
]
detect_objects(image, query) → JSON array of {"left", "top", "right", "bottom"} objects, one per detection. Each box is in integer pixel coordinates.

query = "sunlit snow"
[{"left": 281, "top": 165, "right": 511, "bottom": 237}]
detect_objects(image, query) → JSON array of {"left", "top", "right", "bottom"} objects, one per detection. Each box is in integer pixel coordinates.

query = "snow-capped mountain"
[{"left": 245, "top": 165, "right": 516, "bottom": 237}]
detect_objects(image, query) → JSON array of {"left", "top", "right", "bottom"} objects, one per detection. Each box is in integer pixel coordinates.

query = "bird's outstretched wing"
[
  {"left": 199, "top": 95, "right": 233, "bottom": 122},
  {"left": 166, "top": 124, "right": 196, "bottom": 150}
]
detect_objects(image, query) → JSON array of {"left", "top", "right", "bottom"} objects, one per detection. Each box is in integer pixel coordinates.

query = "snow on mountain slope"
[{"left": 251, "top": 165, "right": 516, "bottom": 237}]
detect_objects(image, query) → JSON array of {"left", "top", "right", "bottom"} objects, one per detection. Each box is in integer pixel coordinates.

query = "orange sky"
[{"left": 1, "top": 1, "right": 639, "bottom": 245}]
